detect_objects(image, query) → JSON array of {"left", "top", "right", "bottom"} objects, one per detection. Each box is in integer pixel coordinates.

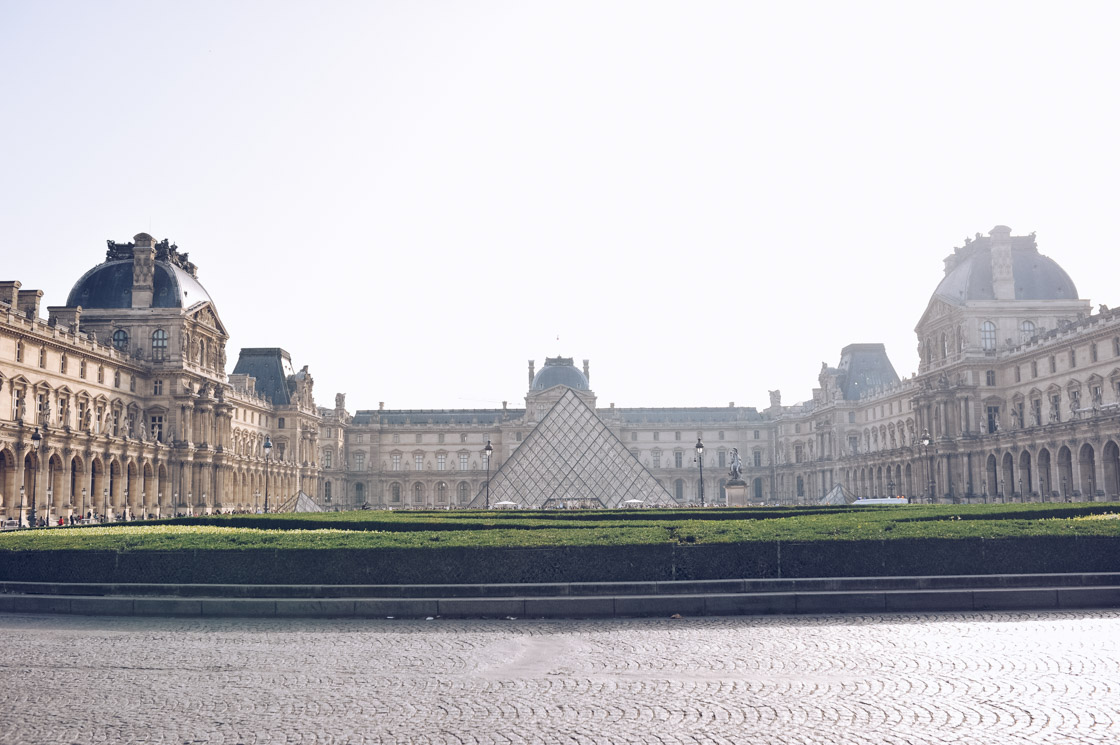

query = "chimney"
[
  {"left": 502, "top": 401, "right": 508, "bottom": 409},
  {"left": 378, "top": 402, "right": 384, "bottom": 410},
  {"left": 0, "top": 281, "right": 21, "bottom": 309},
  {"left": 528, "top": 360, "right": 535, "bottom": 387},
  {"left": 132, "top": 234, "right": 156, "bottom": 308},
  {"left": 583, "top": 359, "right": 590, "bottom": 383},
  {"left": 47, "top": 306, "right": 81, "bottom": 333},
  {"left": 17, "top": 289, "right": 43, "bottom": 320},
  {"left": 989, "top": 225, "right": 1015, "bottom": 300}
]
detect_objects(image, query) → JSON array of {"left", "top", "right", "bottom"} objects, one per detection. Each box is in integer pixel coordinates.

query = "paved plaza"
[{"left": 0, "top": 610, "right": 1116, "bottom": 744}]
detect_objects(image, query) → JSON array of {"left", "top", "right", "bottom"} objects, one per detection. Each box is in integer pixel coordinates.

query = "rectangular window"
[
  {"left": 630, "top": 432, "right": 637, "bottom": 441},
  {"left": 415, "top": 434, "right": 422, "bottom": 444},
  {"left": 985, "top": 370, "right": 996, "bottom": 386},
  {"left": 149, "top": 415, "right": 163, "bottom": 443},
  {"left": 1049, "top": 356, "right": 1057, "bottom": 373},
  {"left": 1032, "top": 399, "right": 1042, "bottom": 427},
  {"left": 354, "top": 452, "right": 365, "bottom": 471},
  {"left": 113, "top": 370, "right": 120, "bottom": 388},
  {"left": 652, "top": 451, "right": 661, "bottom": 468},
  {"left": 437, "top": 454, "right": 446, "bottom": 471},
  {"left": 1070, "top": 349, "right": 1077, "bottom": 368},
  {"left": 1091, "top": 343, "right": 1098, "bottom": 362},
  {"left": 795, "top": 445, "right": 804, "bottom": 463},
  {"left": 674, "top": 451, "right": 683, "bottom": 468},
  {"left": 80, "top": 359, "right": 86, "bottom": 379},
  {"left": 129, "top": 375, "right": 136, "bottom": 392},
  {"left": 753, "top": 430, "right": 760, "bottom": 440},
  {"left": 38, "top": 348, "right": 46, "bottom": 369},
  {"left": 392, "top": 434, "right": 400, "bottom": 443},
  {"left": 753, "top": 450, "right": 762, "bottom": 467},
  {"left": 718, "top": 431, "right": 725, "bottom": 440},
  {"left": 1051, "top": 394, "right": 1061, "bottom": 423},
  {"left": 415, "top": 454, "right": 423, "bottom": 471},
  {"left": 653, "top": 432, "right": 660, "bottom": 441},
  {"left": 718, "top": 451, "right": 726, "bottom": 468},
  {"left": 438, "top": 433, "right": 445, "bottom": 444},
  {"left": 97, "top": 366, "right": 104, "bottom": 384},
  {"left": 153, "top": 379, "right": 163, "bottom": 395},
  {"left": 848, "top": 412, "right": 856, "bottom": 423},
  {"left": 391, "top": 454, "right": 401, "bottom": 471},
  {"left": 675, "top": 432, "right": 681, "bottom": 441},
  {"left": 324, "top": 451, "right": 332, "bottom": 469},
  {"left": 1031, "top": 360, "right": 1038, "bottom": 378},
  {"left": 1015, "top": 366, "right": 1021, "bottom": 383},
  {"left": 459, "top": 453, "right": 469, "bottom": 470},
  {"left": 987, "top": 406, "right": 1000, "bottom": 433}
]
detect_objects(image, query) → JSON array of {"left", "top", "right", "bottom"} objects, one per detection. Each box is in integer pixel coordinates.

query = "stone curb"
[{"left": 2, "top": 585, "right": 1119, "bottom": 619}]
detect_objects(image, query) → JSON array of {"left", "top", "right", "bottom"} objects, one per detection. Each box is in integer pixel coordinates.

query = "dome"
[
  {"left": 531, "top": 357, "right": 589, "bottom": 391},
  {"left": 932, "top": 229, "right": 1077, "bottom": 304},
  {"left": 66, "top": 258, "right": 214, "bottom": 310}
]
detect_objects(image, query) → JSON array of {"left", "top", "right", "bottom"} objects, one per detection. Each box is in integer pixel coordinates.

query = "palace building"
[{"left": 3, "top": 226, "right": 1119, "bottom": 523}]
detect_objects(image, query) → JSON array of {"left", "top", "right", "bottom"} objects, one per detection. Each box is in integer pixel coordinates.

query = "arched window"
[
  {"left": 437, "top": 482, "right": 448, "bottom": 502},
  {"left": 940, "top": 333, "right": 948, "bottom": 359},
  {"left": 1019, "top": 320, "right": 1036, "bottom": 344},
  {"left": 980, "top": 321, "right": 997, "bottom": 351},
  {"left": 324, "top": 481, "right": 332, "bottom": 501},
  {"left": 458, "top": 482, "right": 470, "bottom": 504},
  {"left": 151, "top": 329, "right": 169, "bottom": 362},
  {"left": 674, "top": 479, "right": 684, "bottom": 501},
  {"left": 390, "top": 483, "right": 401, "bottom": 502},
  {"left": 413, "top": 483, "right": 423, "bottom": 503},
  {"left": 112, "top": 329, "right": 129, "bottom": 351}
]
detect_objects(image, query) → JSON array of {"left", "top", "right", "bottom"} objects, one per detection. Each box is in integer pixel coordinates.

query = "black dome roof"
[
  {"left": 67, "top": 260, "right": 214, "bottom": 310},
  {"left": 531, "top": 357, "right": 589, "bottom": 391},
  {"left": 933, "top": 234, "right": 1077, "bottom": 304}
]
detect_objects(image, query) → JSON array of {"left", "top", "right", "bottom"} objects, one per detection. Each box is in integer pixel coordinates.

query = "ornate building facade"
[
  {"left": 0, "top": 233, "right": 315, "bottom": 525},
  {"left": 4, "top": 226, "right": 1117, "bottom": 522}
]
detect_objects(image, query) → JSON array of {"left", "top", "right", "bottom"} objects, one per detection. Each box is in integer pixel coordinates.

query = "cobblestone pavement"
[{"left": 0, "top": 610, "right": 1117, "bottom": 744}]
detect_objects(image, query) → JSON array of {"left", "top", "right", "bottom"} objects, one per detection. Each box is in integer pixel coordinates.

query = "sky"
[{"left": 3, "top": 1, "right": 1120, "bottom": 412}]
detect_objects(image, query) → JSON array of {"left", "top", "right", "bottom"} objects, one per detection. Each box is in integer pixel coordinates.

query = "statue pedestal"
[{"left": 725, "top": 479, "right": 748, "bottom": 506}]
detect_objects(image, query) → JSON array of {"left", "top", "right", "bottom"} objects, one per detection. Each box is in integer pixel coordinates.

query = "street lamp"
[
  {"left": 483, "top": 440, "right": 493, "bottom": 509},
  {"left": 157, "top": 493, "right": 162, "bottom": 520},
  {"left": 695, "top": 438, "right": 705, "bottom": 507},
  {"left": 17, "top": 485, "right": 25, "bottom": 529},
  {"left": 29, "top": 427, "right": 41, "bottom": 527},
  {"left": 887, "top": 477, "right": 895, "bottom": 497},
  {"left": 1062, "top": 476, "right": 1068, "bottom": 501},
  {"left": 1018, "top": 478, "right": 1023, "bottom": 503},
  {"left": 1000, "top": 478, "right": 1005, "bottom": 503},
  {"left": 920, "top": 428, "right": 934, "bottom": 503},
  {"left": 254, "top": 489, "right": 260, "bottom": 514},
  {"left": 263, "top": 435, "right": 273, "bottom": 513},
  {"left": 81, "top": 487, "right": 87, "bottom": 523},
  {"left": 102, "top": 488, "right": 108, "bottom": 523}
]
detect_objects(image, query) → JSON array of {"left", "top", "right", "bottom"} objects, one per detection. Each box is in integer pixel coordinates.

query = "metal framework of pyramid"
[{"left": 470, "top": 389, "right": 677, "bottom": 509}]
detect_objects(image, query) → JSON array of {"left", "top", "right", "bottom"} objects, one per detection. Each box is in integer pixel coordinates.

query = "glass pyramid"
[{"left": 471, "top": 389, "right": 677, "bottom": 509}]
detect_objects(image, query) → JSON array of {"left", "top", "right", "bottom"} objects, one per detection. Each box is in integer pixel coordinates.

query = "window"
[
  {"left": 391, "top": 483, "right": 401, "bottom": 502},
  {"left": 1091, "top": 343, "right": 1099, "bottom": 362},
  {"left": 356, "top": 434, "right": 363, "bottom": 443},
  {"left": 1031, "top": 360, "right": 1038, "bottom": 378},
  {"left": 15, "top": 340, "right": 22, "bottom": 362},
  {"left": 354, "top": 452, "right": 365, "bottom": 471},
  {"left": 718, "top": 431, "right": 725, "bottom": 440},
  {"left": 112, "top": 409, "right": 120, "bottom": 437},
  {"left": 415, "top": 434, "right": 422, "bottom": 444},
  {"left": 149, "top": 415, "right": 163, "bottom": 443},
  {"left": 674, "top": 431, "right": 681, "bottom": 441},
  {"left": 753, "top": 430, "right": 760, "bottom": 440},
  {"left": 1019, "top": 320, "right": 1036, "bottom": 343},
  {"left": 113, "top": 370, "right": 120, "bottom": 388},
  {"left": 795, "top": 445, "right": 804, "bottom": 463},
  {"left": 515, "top": 432, "right": 522, "bottom": 442},
  {"left": 753, "top": 450, "right": 762, "bottom": 467},
  {"left": 151, "top": 330, "right": 168, "bottom": 361},
  {"left": 153, "top": 379, "right": 163, "bottom": 395},
  {"left": 985, "top": 370, "right": 996, "bottom": 386},
  {"left": 718, "top": 451, "right": 726, "bottom": 468},
  {"left": 460, "top": 433, "right": 467, "bottom": 443},
  {"left": 986, "top": 406, "right": 1000, "bottom": 433},
  {"left": 653, "top": 432, "right": 660, "bottom": 441},
  {"left": 1031, "top": 399, "right": 1042, "bottom": 427},
  {"left": 459, "top": 453, "right": 469, "bottom": 470},
  {"left": 278, "top": 417, "right": 285, "bottom": 429},
  {"left": 414, "top": 454, "right": 424, "bottom": 471},
  {"left": 437, "top": 482, "right": 448, "bottom": 503},
  {"left": 97, "top": 365, "right": 104, "bottom": 384},
  {"left": 324, "top": 450, "right": 332, "bottom": 468},
  {"left": 458, "top": 482, "right": 470, "bottom": 503},
  {"left": 631, "top": 432, "right": 637, "bottom": 441},
  {"left": 848, "top": 412, "right": 856, "bottom": 424},
  {"left": 438, "top": 433, "right": 445, "bottom": 444},
  {"left": 38, "top": 348, "right": 46, "bottom": 368},
  {"left": 980, "top": 321, "right": 997, "bottom": 351},
  {"left": 391, "top": 454, "right": 401, "bottom": 471},
  {"left": 112, "top": 329, "right": 129, "bottom": 351},
  {"left": 1069, "top": 349, "right": 1077, "bottom": 368},
  {"left": 1015, "top": 366, "right": 1021, "bottom": 383},
  {"left": 674, "top": 479, "right": 684, "bottom": 500},
  {"left": 1050, "top": 394, "right": 1061, "bottom": 423},
  {"left": 324, "top": 482, "right": 332, "bottom": 501},
  {"left": 1115, "top": 337, "right": 1120, "bottom": 357},
  {"left": 60, "top": 353, "right": 67, "bottom": 374},
  {"left": 129, "top": 375, "right": 136, "bottom": 392},
  {"left": 413, "top": 483, "right": 423, "bottom": 502},
  {"left": 795, "top": 423, "right": 801, "bottom": 434},
  {"left": 392, "top": 434, "right": 400, "bottom": 443},
  {"left": 674, "top": 451, "right": 683, "bottom": 468},
  {"left": 437, "top": 454, "right": 446, "bottom": 471},
  {"left": 1049, "top": 355, "right": 1057, "bottom": 373},
  {"left": 652, "top": 450, "right": 662, "bottom": 468}
]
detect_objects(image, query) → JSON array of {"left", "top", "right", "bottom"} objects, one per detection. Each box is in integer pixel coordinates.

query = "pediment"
[
  {"left": 189, "top": 302, "right": 228, "bottom": 335},
  {"left": 915, "top": 298, "right": 960, "bottom": 332}
]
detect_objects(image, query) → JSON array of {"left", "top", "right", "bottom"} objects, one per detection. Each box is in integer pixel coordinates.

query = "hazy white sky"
[{"left": 3, "top": 1, "right": 1120, "bottom": 411}]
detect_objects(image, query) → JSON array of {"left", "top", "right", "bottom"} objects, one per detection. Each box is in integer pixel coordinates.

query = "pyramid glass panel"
[{"left": 471, "top": 390, "right": 677, "bottom": 509}]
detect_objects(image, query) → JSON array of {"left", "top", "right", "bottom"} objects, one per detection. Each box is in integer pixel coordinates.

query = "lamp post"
[
  {"left": 1018, "top": 478, "right": 1023, "bottom": 503},
  {"left": 695, "top": 438, "right": 705, "bottom": 507},
  {"left": 1000, "top": 478, "right": 1005, "bottom": 503},
  {"left": 157, "top": 492, "right": 162, "bottom": 520},
  {"left": 254, "top": 490, "right": 260, "bottom": 514},
  {"left": 1062, "top": 476, "right": 1068, "bottom": 501},
  {"left": 263, "top": 435, "right": 273, "bottom": 513},
  {"left": 45, "top": 488, "right": 52, "bottom": 526},
  {"left": 17, "top": 485, "right": 25, "bottom": 529},
  {"left": 123, "top": 488, "right": 129, "bottom": 521},
  {"left": 81, "top": 487, "right": 87, "bottom": 523},
  {"left": 29, "top": 427, "right": 41, "bottom": 527},
  {"left": 102, "top": 488, "right": 108, "bottom": 523},
  {"left": 483, "top": 440, "right": 493, "bottom": 509},
  {"left": 920, "top": 428, "right": 934, "bottom": 504},
  {"left": 887, "top": 477, "right": 895, "bottom": 497}
]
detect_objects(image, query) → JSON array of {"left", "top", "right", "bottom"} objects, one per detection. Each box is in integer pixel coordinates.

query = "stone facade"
[
  {"left": 5, "top": 226, "right": 1116, "bottom": 520},
  {"left": 0, "top": 234, "right": 311, "bottom": 525}
]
